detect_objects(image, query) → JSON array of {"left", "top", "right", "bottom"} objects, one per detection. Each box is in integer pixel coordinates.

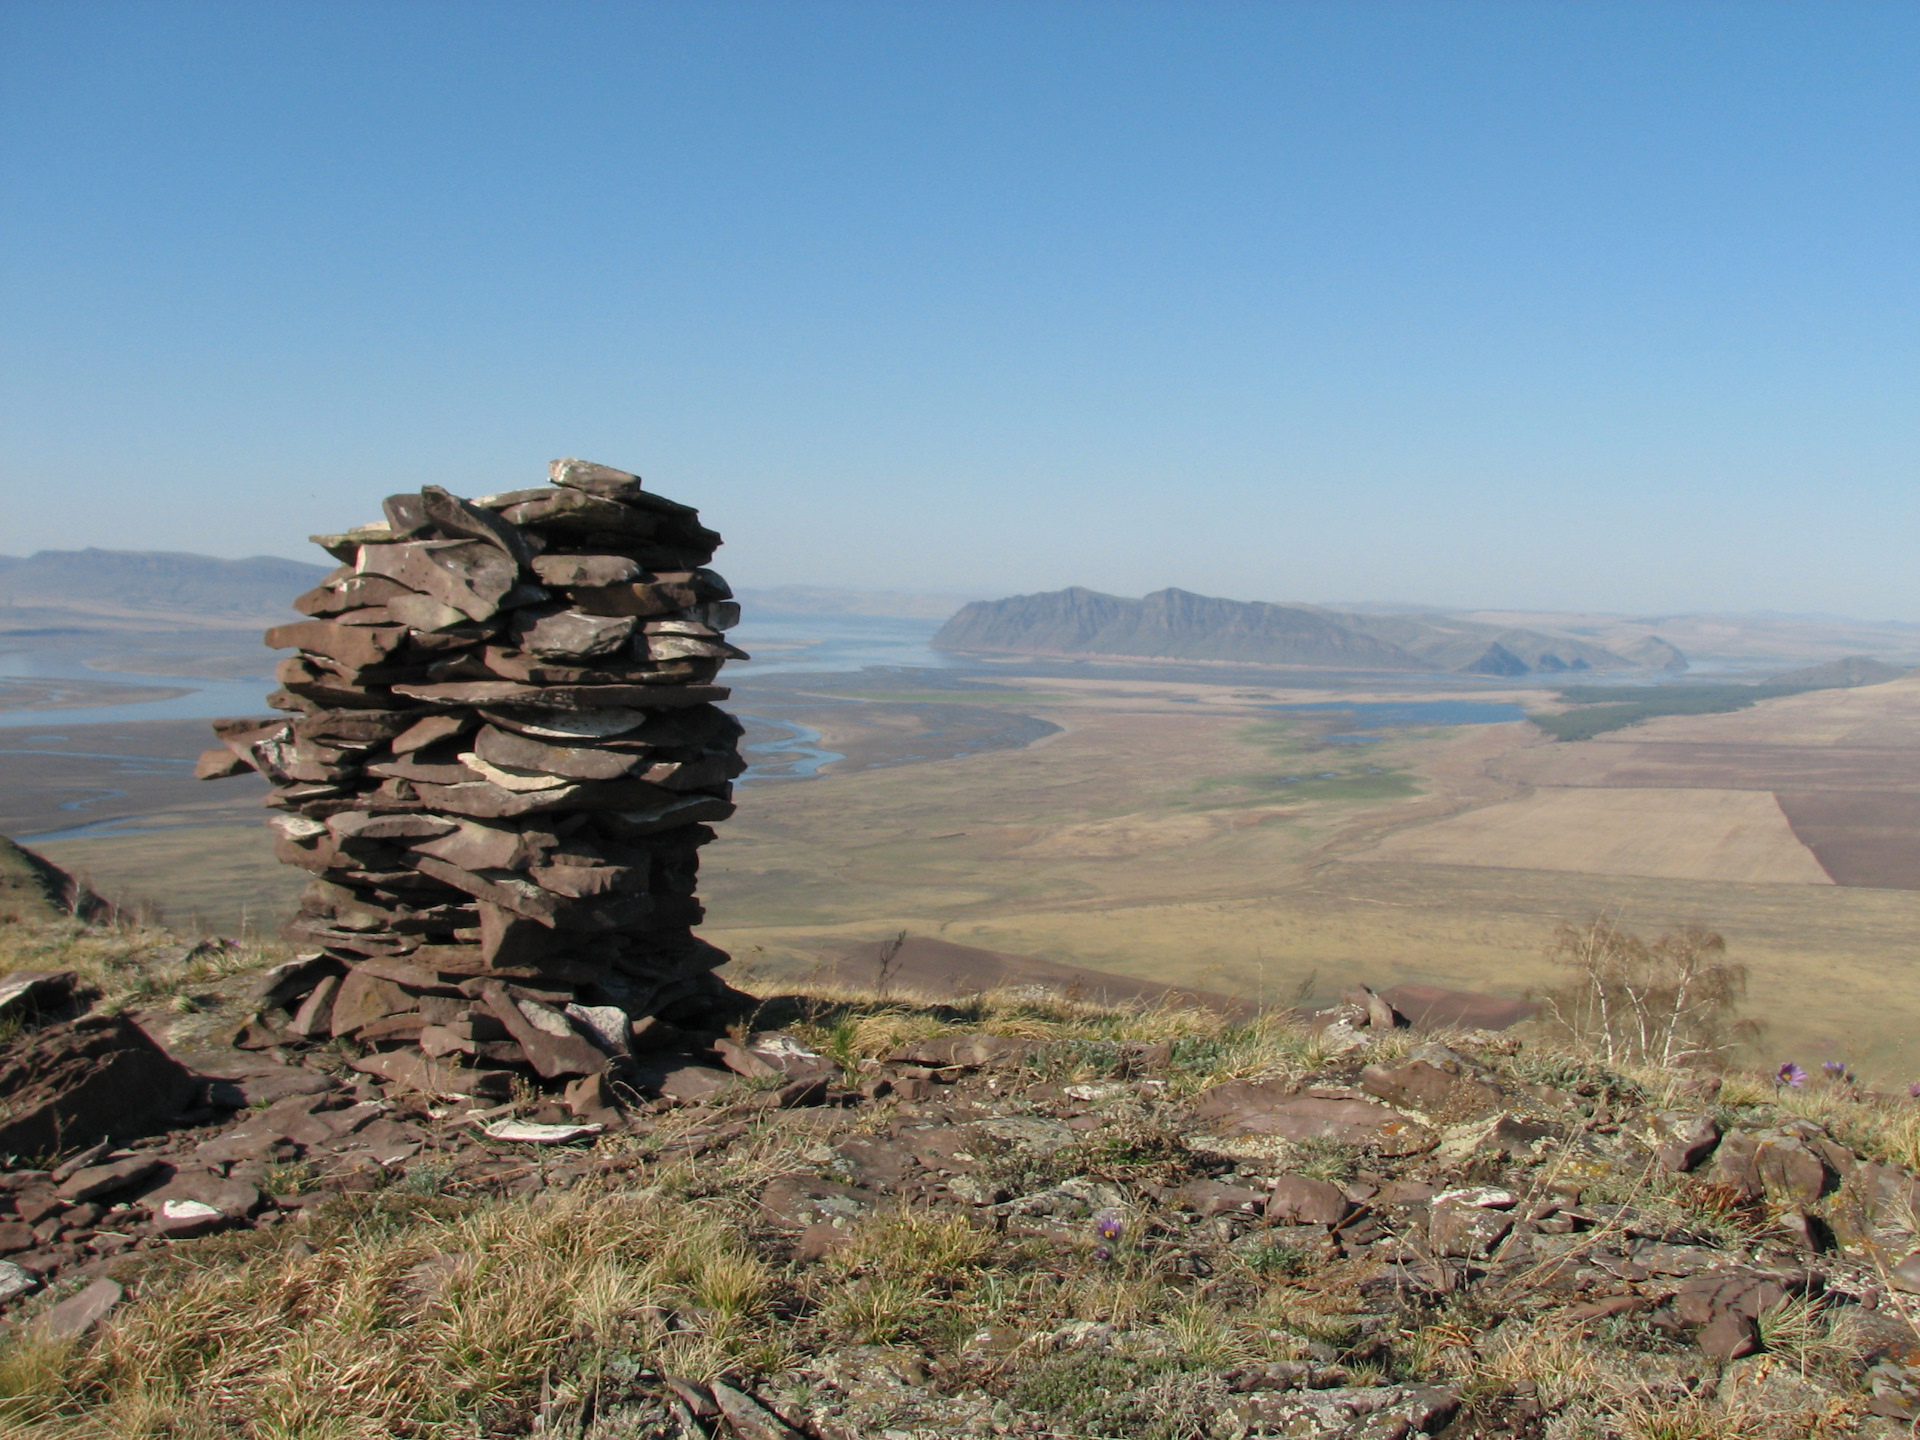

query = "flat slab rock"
[
  {"left": 1189, "top": 1080, "right": 1437, "bottom": 1155},
  {"left": 0, "top": 1014, "right": 202, "bottom": 1156},
  {"left": 887, "top": 1035, "right": 1034, "bottom": 1069},
  {"left": 37, "top": 1278, "right": 123, "bottom": 1341},
  {"left": 631, "top": 1055, "right": 738, "bottom": 1104},
  {"left": 0, "top": 969, "right": 78, "bottom": 1022}
]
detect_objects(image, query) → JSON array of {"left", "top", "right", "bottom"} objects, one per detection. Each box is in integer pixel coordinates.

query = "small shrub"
[{"left": 1536, "top": 917, "right": 1757, "bottom": 1068}]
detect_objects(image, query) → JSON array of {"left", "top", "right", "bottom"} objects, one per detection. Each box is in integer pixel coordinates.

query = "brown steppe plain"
[{"left": 27, "top": 673, "right": 1920, "bottom": 1084}]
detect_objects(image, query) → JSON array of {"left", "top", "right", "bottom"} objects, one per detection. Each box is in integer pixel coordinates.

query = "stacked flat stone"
[{"left": 198, "top": 459, "right": 747, "bottom": 1101}]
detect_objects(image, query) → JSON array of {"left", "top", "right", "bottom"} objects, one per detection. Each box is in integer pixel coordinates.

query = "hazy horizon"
[
  {"left": 4, "top": 2, "right": 1918, "bottom": 618},
  {"left": 8, "top": 544, "right": 1920, "bottom": 632}
]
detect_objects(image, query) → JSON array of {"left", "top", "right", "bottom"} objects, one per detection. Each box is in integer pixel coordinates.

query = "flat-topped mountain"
[
  {"left": 933, "top": 586, "right": 1420, "bottom": 670},
  {"left": 933, "top": 586, "right": 1684, "bottom": 676}
]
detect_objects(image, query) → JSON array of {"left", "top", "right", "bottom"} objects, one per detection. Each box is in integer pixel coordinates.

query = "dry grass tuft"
[
  {"left": 1611, "top": 1385, "right": 1770, "bottom": 1440},
  {"left": 0, "top": 1185, "right": 785, "bottom": 1437},
  {"left": 0, "top": 912, "right": 287, "bottom": 1020}
]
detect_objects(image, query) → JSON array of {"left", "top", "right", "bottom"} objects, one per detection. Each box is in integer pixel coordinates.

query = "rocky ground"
[{"left": 2, "top": 871, "right": 1919, "bottom": 1436}]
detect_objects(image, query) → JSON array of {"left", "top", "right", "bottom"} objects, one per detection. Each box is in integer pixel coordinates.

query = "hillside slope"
[{"left": 3, "top": 901, "right": 1917, "bottom": 1437}]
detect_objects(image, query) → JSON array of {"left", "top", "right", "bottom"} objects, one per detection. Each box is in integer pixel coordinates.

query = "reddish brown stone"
[
  {"left": 1179, "top": 1180, "right": 1268, "bottom": 1216},
  {"left": 473, "top": 724, "right": 654, "bottom": 781},
  {"left": 633, "top": 1055, "right": 738, "bottom": 1104},
  {"left": 1707, "top": 1129, "right": 1762, "bottom": 1199},
  {"left": 565, "top": 581, "right": 701, "bottom": 618},
  {"left": 382, "top": 591, "right": 472, "bottom": 629},
  {"left": 37, "top": 1278, "right": 122, "bottom": 1340},
  {"left": 286, "top": 975, "right": 341, "bottom": 1038},
  {"left": 410, "top": 856, "right": 566, "bottom": 921},
  {"left": 1359, "top": 1059, "right": 1501, "bottom": 1118},
  {"left": 57, "top": 1155, "right": 162, "bottom": 1204},
  {"left": 476, "top": 983, "right": 607, "bottom": 1079},
  {"left": 530, "top": 553, "right": 642, "bottom": 587},
  {"left": 759, "top": 1174, "right": 878, "bottom": 1229},
  {"left": 1266, "top": 1176, "right": 1350, "bottom": 1226},
  {"left": 391, "top": 712, "right": 474, "bottom": 754},
  {"left": 348, "top": 1051, "right": 513, "bottom": 1098},
  {"left": 1698, "top": 1309, "right": 1760, "bottom": 1361},
  {"left": 0, "top": 1015, "right": 201, "bottom": 1157},
  {"left": 887, "top": 1036, "right": 1034, "bottom": 1068},
  {"left": 1192, "top": 1082, "right": 1435, "bottom": 1156},
  {"left": 293, "top": 573, "right": 412, "bottom": 616},
  {"left": 0, "top": 969, "right": 79, "bottom": 1025},
  {"left": 563, "top": 1072, "right": 622, "bottom": 1124},
  {"left": 420, "top": 485, "right": 534, "bottom": 568},
  {"left": 355, "top": 539, "right": 518, "bottom": 622},
  {"left": 264, "top": 620, "right": 410, "bottom": 671},
  {"left": 1756, "top": 1133, "right": 1833, "bottom": 1203},
  {"left": 498, "top": 487, "right": 658, "bottom": 538},
  {"left": 195, "top": 748, "right": 250, "bottom": 779},
  {"left": 408, "top": 818, "right": 545, "bottom": 872},
  {"left": 1646, "top": 1111, "right": 1721, "bottom": 1173},
  {"left": 549, "top": 458, "right": 647, "bottom": 501},
  {"left": 328, "top": 969, "right": 417, "bottom": 1038},
  {"left": 511, "top": 608, "right": 636, "bottom": 660},
  {"left": 391, "top": 680, "right": 729, "bottom": 710}
]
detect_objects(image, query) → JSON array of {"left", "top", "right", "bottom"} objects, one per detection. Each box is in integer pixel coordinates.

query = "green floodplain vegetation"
[
  {"left": 1528, "top": 682, "right": 1826, "bottom": 742},
  {"left": 1192, "top": 716, "right": 1422, "bottom": 806}
]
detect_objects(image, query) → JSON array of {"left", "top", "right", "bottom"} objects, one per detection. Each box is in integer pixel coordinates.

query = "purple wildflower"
[
  {"left": 1775, "top": 1062, "right": 1807, "bottom": 1089},
  {"left": 1822, "top": 1061, "right": 1847, "bottom": 1079},
  {"left": 1094, "top": 1211, "right": 1124, "bottom": 1242},
  {"left": 1091, "top": 1245, "right": 1113, "bottom": 1263},
  {"left": 1908, "top": 1081, "right": 1920, "bottom": 1100}
]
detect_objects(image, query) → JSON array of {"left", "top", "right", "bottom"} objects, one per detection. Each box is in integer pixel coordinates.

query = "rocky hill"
[
  {"left": 933, "top": 588, "right": 1685, "bottom": 677},
  {"left": 931, "top": 587, "right": 1420, "bottom": 671},
  {"left": 2, "top": 864, "right": 1917, "bottom": 1436}
]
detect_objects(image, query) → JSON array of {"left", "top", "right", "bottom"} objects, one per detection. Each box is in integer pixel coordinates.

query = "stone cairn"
[{"left": 198, "top": 459, "right": 748, "bottom": 1108}]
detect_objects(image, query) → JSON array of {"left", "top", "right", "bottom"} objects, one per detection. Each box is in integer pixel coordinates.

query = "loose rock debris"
[{"left": 3, "top": 1002, "right": 1920, "bottom": 1435}]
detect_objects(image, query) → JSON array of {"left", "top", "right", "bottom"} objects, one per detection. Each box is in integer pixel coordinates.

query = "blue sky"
[{"left": 2, "top": 1, "right": 1916, "bottom": 617}]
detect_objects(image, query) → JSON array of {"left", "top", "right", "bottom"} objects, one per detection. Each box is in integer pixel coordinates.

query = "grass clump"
[
  {"left": 1007, "top": 1350, "right": 1229, "bottom": 1440},
  {"left": 0, "top": 1186, "right": 786, "bottom": 1437},
  {"left": 816, "top": 1207, "right": 998, "bottom": 1348},
  {"left": 828, "top": 1207, "right": 994, "bottom": 1289}
]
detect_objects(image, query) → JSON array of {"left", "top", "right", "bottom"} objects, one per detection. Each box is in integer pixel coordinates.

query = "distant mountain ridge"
[
  {"left": 0, "top": 548, "right": 332, "bottom": 632},
  {"left": 933, "top": 586, "right": 1688, "bottom": 676}
]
